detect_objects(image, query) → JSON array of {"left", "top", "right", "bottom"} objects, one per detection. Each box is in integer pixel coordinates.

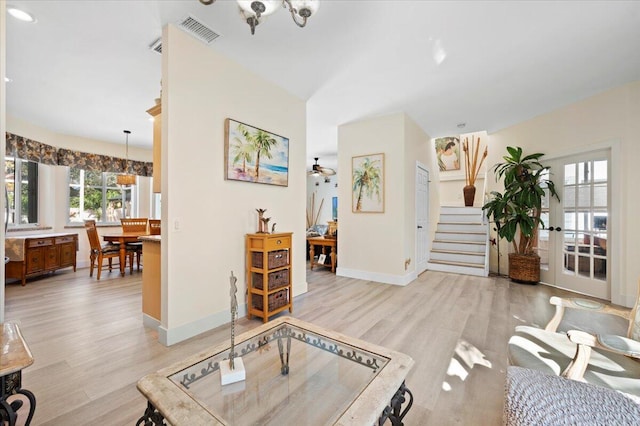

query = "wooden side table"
[
  {"left": 307, "top": 236, "right": 337, "bottom": 273},
  {"left": 1, "top": 322, "right": 36, "bottom": 426}
]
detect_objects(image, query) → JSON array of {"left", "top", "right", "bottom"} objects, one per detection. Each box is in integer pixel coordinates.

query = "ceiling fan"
[{"left": 308, "top": 157, "right": 336, "bottom": 177}]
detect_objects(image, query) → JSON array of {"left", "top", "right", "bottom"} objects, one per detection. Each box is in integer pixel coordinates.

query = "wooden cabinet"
[
  {"left": 246, "top": 232, "right": 293, "bottom": 323},
  {"left": 5, "top": 233, "right": 78, "bottom": 286},
  {"left": 58, "top": 235, "right": 77, "bottom": 268}
]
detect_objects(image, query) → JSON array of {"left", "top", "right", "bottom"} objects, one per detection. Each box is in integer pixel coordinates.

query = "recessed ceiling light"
[
  {"left": 7, "top": 7, "right": 36, "bottom": 23},
  {"left": 457, "top": 123, "right": 466, "bottom": 129},
  {"left": 4, "top": 77, "right": 12, "bottom": 83}
]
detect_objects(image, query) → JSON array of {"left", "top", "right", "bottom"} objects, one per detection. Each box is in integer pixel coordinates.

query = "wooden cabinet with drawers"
[
  {"left": 5, "top": 233, "right": 78, "bottom": 285},
  {"left": 246, "top": 232, "right": 293, "bottom": 323}
]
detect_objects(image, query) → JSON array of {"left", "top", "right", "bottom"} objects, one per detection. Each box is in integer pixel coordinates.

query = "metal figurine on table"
[
  {"left": 260, "top": 217, "right": 271, "bottom": 234},
  {"left": 229, "top": 272, "right": 238, "bottom": 369},
  {"left": 220, "top": 271, "right": 246, "bottom": 385},
  {"left": 256, "top": 209, "right": 267, "bottom": 233}
]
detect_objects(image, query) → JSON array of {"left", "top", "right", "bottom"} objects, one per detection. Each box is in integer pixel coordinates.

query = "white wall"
[
  {"left": 486, "top": 80, "right": 640, "bottom": 306},
  {"left": 306, "top": 174, "right": 338, "bottom": 227},
  {"left": 160, "top": 25, "right": 307, "bottom": 345},
  {"left": 337, "top": 112, "right": 435, "bottom": 285}
]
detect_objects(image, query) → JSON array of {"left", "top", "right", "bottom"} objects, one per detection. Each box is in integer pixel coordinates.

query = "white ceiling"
[{"left": 5, "top": 1, "right": 640, "bottom": 170}]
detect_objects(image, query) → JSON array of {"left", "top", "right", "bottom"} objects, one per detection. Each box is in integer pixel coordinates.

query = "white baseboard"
[
  {"left": 158, "top": 303, "right": 247, "bottom": 346},
  {"left": 336, "top": 267, "right": 417, "bottom": 286},
  {"left": 142, "top": 313, "right": 160, "bottom": 330}
]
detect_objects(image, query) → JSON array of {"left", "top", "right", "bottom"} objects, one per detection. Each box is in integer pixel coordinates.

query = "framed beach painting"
[
  {"left": 224, "top": 118, "right": 289, "bottom": 187},
  {"left": 352, "top": 153, "right": 384, "bottom": 213}
]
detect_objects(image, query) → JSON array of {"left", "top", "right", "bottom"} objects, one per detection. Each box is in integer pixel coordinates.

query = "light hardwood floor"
[{"left": 4, "top": 267, "right": 628, "bottom": 425}]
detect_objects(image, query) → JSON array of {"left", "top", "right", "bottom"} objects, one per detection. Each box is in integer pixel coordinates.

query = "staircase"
[{"left": 427, "top": 206, "right": 489, "bottom": 277}]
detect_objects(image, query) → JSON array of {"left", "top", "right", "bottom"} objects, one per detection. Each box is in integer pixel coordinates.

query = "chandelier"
[
  {"left": 198, "top": 0, "right": 319, "bottom": 35},
  {"left": 117, "top": 130, "right": 136, "bottom": 186}
]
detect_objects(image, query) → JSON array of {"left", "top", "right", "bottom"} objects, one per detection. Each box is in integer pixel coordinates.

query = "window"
[
  {"left": 68, "top": 167, "right": 136, "bottom": 224},
  {"left": 5, "top": 158, "right": 39, "bottom": 226}
]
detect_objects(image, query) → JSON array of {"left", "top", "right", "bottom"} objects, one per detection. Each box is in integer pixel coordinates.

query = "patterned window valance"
[{"left": 5, "top": 132, "right": 153, "bottom": 177}]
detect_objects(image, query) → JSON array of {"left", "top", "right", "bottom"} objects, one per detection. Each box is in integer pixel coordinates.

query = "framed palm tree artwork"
[
  {"left": 224, "top": 118, "right": 289, "bottom": 187},
  {"left": 352, "top": 153, "right": 384, "bottom": 213}
]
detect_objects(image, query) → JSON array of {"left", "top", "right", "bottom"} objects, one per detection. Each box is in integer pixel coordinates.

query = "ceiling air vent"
[
  {"left": 149, "top": 37, "right": 162, "bottom": 55},
  {"left": 178, "top": 15, "right": 220, "bottom": 44}
]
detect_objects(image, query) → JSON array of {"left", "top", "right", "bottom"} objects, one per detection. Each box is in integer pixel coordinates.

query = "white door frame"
[
  {"left": 541, "top": 139, "right": 623, "bottom": 305},
  {"left": 416, "top": 161, "right": 430, "bottom": 275}
]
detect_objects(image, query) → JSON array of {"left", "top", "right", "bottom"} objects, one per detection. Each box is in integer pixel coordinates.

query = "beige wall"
[
  {"left": 337, "top": 112, "right": 435, "bottom": 284},
  {"left": 486, "top": 81, "right": 640, "bottom": 306},
  {"left": 160, "top": 25, "right": 307, "bottom": 345}
]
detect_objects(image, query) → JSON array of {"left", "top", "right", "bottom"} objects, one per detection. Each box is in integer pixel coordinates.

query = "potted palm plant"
[{"left": 482, "top": 147, "right": 559, "bottom": 283}]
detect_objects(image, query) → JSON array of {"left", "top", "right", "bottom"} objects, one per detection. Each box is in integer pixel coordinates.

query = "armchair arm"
[
  {"left": 562, "top": 330, "right": 640, "bottom": 381},
  {"left": 545, "top": 296, "right": 631, "bottom": 332}
]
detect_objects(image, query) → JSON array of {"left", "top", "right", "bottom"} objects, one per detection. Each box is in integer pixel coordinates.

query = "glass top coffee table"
[{"left": 137, "top": 317, "right": 414, "bottom": 425}]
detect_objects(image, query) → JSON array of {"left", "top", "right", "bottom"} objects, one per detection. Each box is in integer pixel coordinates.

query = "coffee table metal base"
[
  {"left": 0, "top": 371, "right": 36, "bottom": 426},
  {"left": 137, "top": 382, "right": 413, "bottom": 426},
  {"left": 136, "top": 401, "right": 166, "bottom": 426}
]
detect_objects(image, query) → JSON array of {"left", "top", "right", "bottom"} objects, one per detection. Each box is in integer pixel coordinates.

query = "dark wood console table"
[{"left": 5, "top": 233, "right": 78, "bottom": 286}]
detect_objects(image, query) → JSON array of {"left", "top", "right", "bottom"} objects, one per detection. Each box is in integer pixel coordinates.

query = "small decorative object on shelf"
[
  {"left": 256, "top": 208, "right": 267, "bottom": 233},
  {"left": 261, "top": 217, "right": 271, "bottom": 234},
  {"left": 246, "top": 232, "right": 293, "bottom": 323},
  {"left": 271, "top": 223, "right": 277, "bottom": 233},
  {"left": 220, "top": 271, "right": 246, "bottom": 385},
  {"left": 462, "top": 136, "right": 488, "bottom": 207}
]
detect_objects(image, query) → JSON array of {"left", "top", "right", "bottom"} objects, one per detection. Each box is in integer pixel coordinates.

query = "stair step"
[
  {"left": 427, "top": 260, "right": 488, "bottom": 277},
  {"left": 428, "top": 259, "right": 485, "bottom": 269},
  {"left": 441, "top": 206, "right": 483, "bottom": 216},
  {"left": 430, "top": 250, "right": 485, "bottom": 264},
  {"left": 437, "top": 223, "right": 487, "bottom": 232},
  {"left": 432, "top": 240, "right": 486, "bottom": 253},
  {"left": 440, "top": 214, "right": 485, "bottom": 223},
  {"left": 435, "top": 232, "right": 487, "bottom": 243},
  {"left": 433, "top": 239, "right": 485, "bottom": 245},
  {"left": 431, "top": 249, "right": 484, "bottom": 257}
]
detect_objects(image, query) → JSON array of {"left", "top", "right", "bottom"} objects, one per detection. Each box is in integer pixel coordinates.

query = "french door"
[{"left": 538, "top": 150, "right": 610, "bottom": 299}]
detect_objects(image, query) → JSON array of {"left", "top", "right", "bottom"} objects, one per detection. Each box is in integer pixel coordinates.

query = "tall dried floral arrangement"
[
  {"left": 462, "top": 135, "right": 488, "bottom": 187},
  {"left": 306, "top": 192, "right": 324, "bottom": 228}
]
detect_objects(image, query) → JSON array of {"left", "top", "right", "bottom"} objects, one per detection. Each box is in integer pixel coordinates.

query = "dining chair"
[
  {"left": 84, "top": 220, "right": 134, "bottom": 280},
  {"left": 149, "top": 219, "right": 161, "bottom": 235},
  {"left": 120, "top": 218, "right": 149, "bottom": 233},
  {"left": 120, "top": 218, "right": 147, "bottom": 269}
]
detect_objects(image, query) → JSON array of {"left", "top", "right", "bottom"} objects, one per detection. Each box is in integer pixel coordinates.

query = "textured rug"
[{"left": 505, "top": 366, "right": 640, "bottom": 425}]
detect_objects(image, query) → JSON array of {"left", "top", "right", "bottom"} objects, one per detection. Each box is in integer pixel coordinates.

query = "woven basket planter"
[{"left": 508, "top": 253, "right": 540, "bottom": 284}]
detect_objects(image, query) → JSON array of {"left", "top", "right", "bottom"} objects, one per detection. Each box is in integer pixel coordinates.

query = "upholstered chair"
[{"left": 508, "top": 280, "right": 640, "bottom": 399}]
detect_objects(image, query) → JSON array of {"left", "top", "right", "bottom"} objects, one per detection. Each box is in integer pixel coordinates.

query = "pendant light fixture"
[
  {"left": 117, "top": 130, "right": 136, "bottom": 186},
  {"left": 198, "top": 0, "right": 319, "bottom": 35}
]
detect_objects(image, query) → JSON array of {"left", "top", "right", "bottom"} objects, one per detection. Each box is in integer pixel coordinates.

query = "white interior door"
[
  {"left": 539, "top": 150, "right": 610, "bottom": 299},
  {"left": 416, "top": 164, "right": 429, "bottom": 274}
]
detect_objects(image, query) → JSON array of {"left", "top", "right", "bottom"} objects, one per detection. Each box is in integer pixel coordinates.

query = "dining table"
[{"left": 102, "top": 231, "right": 149, "bottom": 276}]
